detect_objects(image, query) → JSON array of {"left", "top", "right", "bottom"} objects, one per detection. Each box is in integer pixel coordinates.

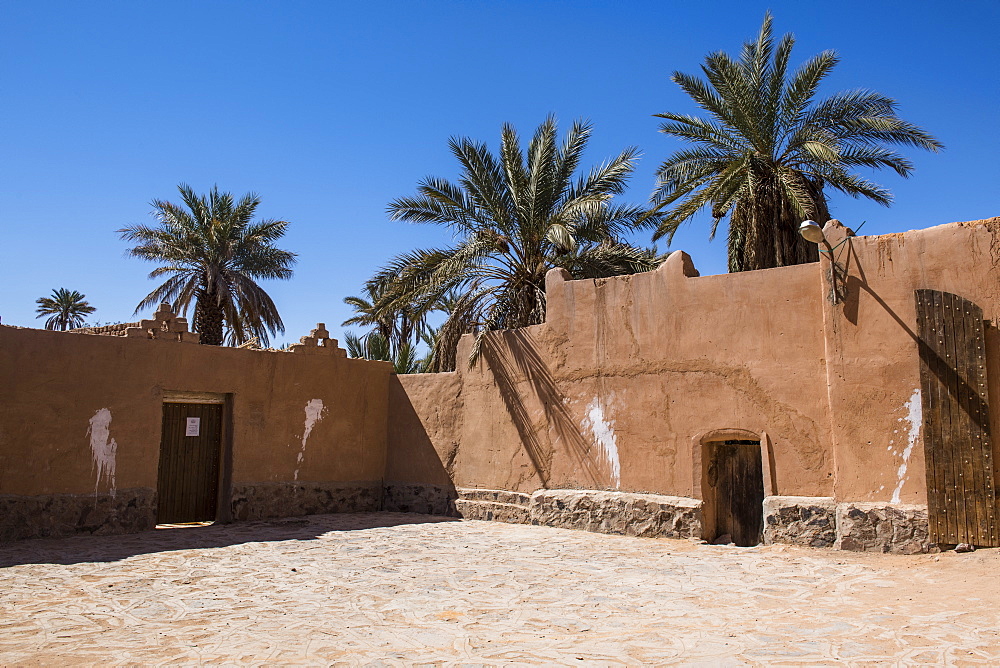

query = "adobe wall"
[
  {"left": 6, "top": 217, "right": 1000, "bottom": 552},
  {"left": 0, "top": 324, "right": 392, "bottom": 540},
  {"left": 390, "top": 218, "right": 1000, "bottom": 552},
  {"left": 392, "top": 250, "right": 834, "bottom": 495},
  {"left": 821, "top": 219, "right": 1000, "bottom": 504}
]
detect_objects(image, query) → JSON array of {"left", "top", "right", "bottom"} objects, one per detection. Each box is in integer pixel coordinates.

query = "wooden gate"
[
  {"left": 157, "top": 402, "right": 223, "bottom": 524},
  {"left": 915, "top": 289, "right": 999, "bottom": 546},
  {"left": 705, "top": 440, "right": 764, "bottom": 546}
]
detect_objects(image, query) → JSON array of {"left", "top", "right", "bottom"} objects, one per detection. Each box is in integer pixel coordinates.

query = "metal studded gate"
[{"left": 914, "top": 289, "right": 999, "bottom": 546}]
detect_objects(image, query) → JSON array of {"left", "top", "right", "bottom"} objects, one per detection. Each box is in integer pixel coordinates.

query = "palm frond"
[
  {"left": 120, "top": 184, "right": 296, "bottom": 345},
  {"left": 364, "top": 117, "right": 654, "bottom": 370},
  {"left": 650, "top": 12, "right": 941, "bottom": 271}
]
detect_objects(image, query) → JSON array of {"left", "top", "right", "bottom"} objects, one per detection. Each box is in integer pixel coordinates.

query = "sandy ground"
[{"left": 1, "top": 512, "right": 999, "bottom": 666}]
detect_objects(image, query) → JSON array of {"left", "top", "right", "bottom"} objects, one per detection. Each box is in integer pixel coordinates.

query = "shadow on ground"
[{"left": 0, "top": 512, "right": 458, "bottom": 568}]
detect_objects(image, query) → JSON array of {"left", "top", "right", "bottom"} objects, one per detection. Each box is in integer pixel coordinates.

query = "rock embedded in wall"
[
  {"left": 835, "top": 502, "right": 934, "bottom": 554},
  {"left": 762, "top": 496, "right": 837, "bottom": 548}
]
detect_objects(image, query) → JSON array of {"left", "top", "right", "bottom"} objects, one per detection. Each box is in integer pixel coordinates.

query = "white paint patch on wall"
[
  {"left": 580, "top": 397, "right": 621, "bottom": 489},
  {"left": 891, "top": 388, "right": 922, "bottom": 504},
  {"left": 87, "top": 408, "right": 117, "bottom": 496},
  {"left": 294, "top": 399, "right": 327, "bottom": 480}
]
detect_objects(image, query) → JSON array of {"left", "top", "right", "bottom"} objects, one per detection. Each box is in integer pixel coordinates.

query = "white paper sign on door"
[{"left": 186, "top": 417, "right": 201, "bottom": 437}]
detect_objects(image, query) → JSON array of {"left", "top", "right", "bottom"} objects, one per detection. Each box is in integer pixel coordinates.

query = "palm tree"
[
  {"left": 342, "top": 282, "right": 426, "bottom": 357},
  {"left": 343, "top": 331, "right": 423, "bottom": 374},
  {"left": 374, "top": 116, "right": 665, "bottom": 371},
  {"left": 35, "top": 288, "right": 96, "bottom": 330},
  {"left": 650, "top": 12, "right": 943, "bottom": 272},
  {"left": 119, "top": 184, "right": 296, "bottom": 346}
]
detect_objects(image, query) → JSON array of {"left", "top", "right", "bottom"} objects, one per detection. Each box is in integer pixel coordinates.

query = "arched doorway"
[{"left": 702, "top": 436, "right": 764, "bottom": 546}]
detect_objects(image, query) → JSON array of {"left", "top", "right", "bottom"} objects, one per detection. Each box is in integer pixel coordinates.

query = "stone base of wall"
[
  {"left": 0, "top": 488, "right": 156, "bottom": 542},
  {"left": 437, "top": 488, "right": 933, "bottom": 554},
  {"left": 452, "top": 489, "right": 532, "bottom": 524},
  {"left": 530, "top": 490, "right": 702, "bottom": 539},
  {"left": 230, "top": 481, "right": 381, "bottom": 522},
  {"left": 382, "top": 482, "right": 457, "bottom": 516},
  {"left": 0, "top": 481, "right": 936, "bottom": 556},
  {"left": 835, "top": 502, "right": 934, "bottom": 554},
  {"left": 763, "top": 496, "right": 837, "bottom": 548},
  {"left": 445, "top": 488, "right": 701, "bottom": 539},
  {"left": 454, "top": 499, "right": 532, "bottom": 523}
]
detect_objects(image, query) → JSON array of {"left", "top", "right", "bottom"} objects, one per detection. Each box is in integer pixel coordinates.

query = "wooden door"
[
  {"left": 157, "top": 402, "right": 223, "bottom": 523},
  {"left": 706, "top": 440, "right": 764, "bottom": 546},
  {"left": 915, "top": 289, "right": 999, "bottom": 546}
]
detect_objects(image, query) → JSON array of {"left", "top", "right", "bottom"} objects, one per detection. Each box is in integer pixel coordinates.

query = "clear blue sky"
[{"left": 2, "top": 1, "right": 998, "bottom": 345}]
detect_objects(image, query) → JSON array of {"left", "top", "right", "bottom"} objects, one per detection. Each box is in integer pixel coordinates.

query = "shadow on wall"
[
  {"left": 481, "top": 329, "right": 607, "bottom": 489},
  {"left": 987, "top": 323, "right": 1000, "bottom": 449},
  {"left": 844, "top": 245, "right": 990, "bottom": 434},
  {"left": 385, "top": 376, "right": 457, "bottom": 513},
  {"left": 0, "top": 513, "right": 459, "bottom": 568},
  {"left": 386, "top": 377, "right": 455, "bottom": 483}
]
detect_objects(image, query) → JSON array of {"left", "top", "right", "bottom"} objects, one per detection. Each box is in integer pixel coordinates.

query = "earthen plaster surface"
[
  {"left": 392, "top": 218, "right": 1000, "bottom": 511},
  {"left": 394, "top": 251, "right": 837, "bottom": 500},
  {"left": 0, "top": 325, "right": 390, "bottom": 500},
  {"left": 6, "top": 218, "right": 1000, "bottom": 547}
]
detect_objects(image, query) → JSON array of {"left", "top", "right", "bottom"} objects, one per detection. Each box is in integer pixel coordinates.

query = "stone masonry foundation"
[
  {"left": 762, "top": 496, "right": 838, "bottom": 548},
  {"left": 443, "top": 488, "right": 935, "bottom": 553},
  {"left": 230, "top": 482, "right": 381, "bottom": 522},
  {"left": 0, "top": 488, "right": 156, "bottom": 542},
  {"left": 2, "top": 480, "right": 935, "bottom": 555},
  {"left": 382, "top": 483, "right": 457, "bottom": 516},
  {"left": 448, "top": 488, "right": 703, "bottom": 539},
  {"left": 835, "top": 502, "right": 935, "bottom": 554}
]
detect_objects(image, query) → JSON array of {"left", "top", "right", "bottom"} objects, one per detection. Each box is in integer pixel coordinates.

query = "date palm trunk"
[
  {"left": 195, "top": 289, "right": 225, "bottom": 345},
  {"left": 728, "top": 178, "right": 825, "bottom": 272}
]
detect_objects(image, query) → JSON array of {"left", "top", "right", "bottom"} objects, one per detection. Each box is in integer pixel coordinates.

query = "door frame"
[
  {"left": 159, "top": 391, "right": 234, "bottom": 524},
  {"left": 693, "top": 429, "right": 774, "bottom": 543}
]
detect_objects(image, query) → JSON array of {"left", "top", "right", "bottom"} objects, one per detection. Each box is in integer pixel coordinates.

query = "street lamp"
[
  {"left": 798, "top": 220, "right": 826, "bottom": 246},
  {"left": 799, "top": 220, "right": 846, "bottom": 303}
]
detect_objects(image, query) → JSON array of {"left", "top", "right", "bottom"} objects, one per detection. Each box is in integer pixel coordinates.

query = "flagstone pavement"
[{"left": 1, "top": 512, "right": 999, "bottom": 665}]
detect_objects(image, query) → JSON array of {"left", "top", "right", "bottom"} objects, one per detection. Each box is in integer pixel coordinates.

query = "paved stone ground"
[{"left": 2, "top": 513, "right": 999, "bottom": 666}]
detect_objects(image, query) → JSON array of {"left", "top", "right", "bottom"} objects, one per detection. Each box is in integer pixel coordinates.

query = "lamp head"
[{"left": 798, "top": 220, "right": 826, "bottom": 245}]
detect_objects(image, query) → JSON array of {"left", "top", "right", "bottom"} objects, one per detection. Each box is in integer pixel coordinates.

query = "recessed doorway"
[
  {"left": 703, "top": 439, "right": 764, "bottom": 546},
  {"left": 157, "top": 401, "right": 224, "bottom": 524}
]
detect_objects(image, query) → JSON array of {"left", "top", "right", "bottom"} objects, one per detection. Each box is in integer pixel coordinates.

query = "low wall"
[
  {"left": 762, "top": 496, "right": 838, "bottom": 548},
  {"left": 443, "top": 487, "right": 935, "bottom": 553},
  {"left": 0, "top": 322, "right": 392, "bottom": 541},
  {"left": 835, "top": 502, "right": 932, "bottom": 554},
  {"left": 449, "top": 487, "right": 703, "bottom": 539}
]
